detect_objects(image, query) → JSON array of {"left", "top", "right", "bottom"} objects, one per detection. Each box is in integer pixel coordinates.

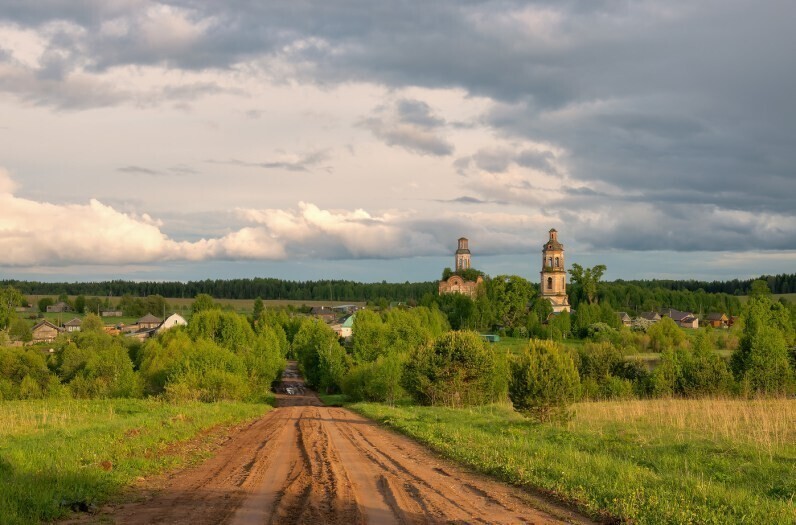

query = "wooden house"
[
  {"left": 63, "top": 318, "right": 82, "bottom": 333},
  {"left": 155, "top": 313, "right": 187, "bottom": 334},
  {"left": 32, "top": 320, "right": 62, "bottom": 343},
  {"left": 616, "top": 312, "right": 632, "bottom": 327},
  {"left": 46, "top": 301, "right": 72, "bottom": 313},
  {"left": 136, "top": 313, "right": 162, "bottom": 330},
  {"left": 705, "top": 312, "right": 729, "bottom": 328}
]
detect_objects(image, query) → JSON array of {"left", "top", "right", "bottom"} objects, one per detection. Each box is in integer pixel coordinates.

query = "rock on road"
[{"left": 103, "top": 362, "right": 595, "bottom": 524}]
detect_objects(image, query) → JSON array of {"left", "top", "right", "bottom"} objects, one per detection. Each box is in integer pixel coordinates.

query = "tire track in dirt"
[{"left": 90, "top": 362, "right": 598, "bottom": 525}]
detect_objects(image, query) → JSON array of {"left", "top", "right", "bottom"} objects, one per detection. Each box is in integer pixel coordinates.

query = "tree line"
[{"left": 3, "top": 272, "right": 793, "bottom": 305}]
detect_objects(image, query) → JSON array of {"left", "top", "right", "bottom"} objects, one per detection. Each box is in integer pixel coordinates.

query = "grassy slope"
[
  {"left": 0, "top": 399, "right": 269, "bottom": 524},
  {"left": 350, "top": 398, "right": 796, "bottom": 524}
]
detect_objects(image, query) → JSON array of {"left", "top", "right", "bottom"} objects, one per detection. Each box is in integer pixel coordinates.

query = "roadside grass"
[
  {"left": 0, "top": 398, "right": 269, "bottom": 524},
  {"left": 350, "top": 397, "right": 796, "bottom": 524}
]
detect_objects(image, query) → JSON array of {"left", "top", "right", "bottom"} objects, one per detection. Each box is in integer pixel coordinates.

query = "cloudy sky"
[{"left": 0, "top": 1, "right": 794, "bottom": 284}]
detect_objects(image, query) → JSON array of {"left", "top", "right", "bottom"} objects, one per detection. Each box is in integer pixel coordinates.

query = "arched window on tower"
[
  {"left": 547, "top": 277, "right": 553, "bottom": 290},
  {"left": 555, "top": 257, "right": 559, "bottom": 267},
  {"left": 548, "top": 257, "right": 553, "bottom": 267}
]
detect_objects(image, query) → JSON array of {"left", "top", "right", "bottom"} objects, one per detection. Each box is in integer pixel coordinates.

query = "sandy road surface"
[{"left": 102, "top": 363, "right": 595, "bottom": 524}]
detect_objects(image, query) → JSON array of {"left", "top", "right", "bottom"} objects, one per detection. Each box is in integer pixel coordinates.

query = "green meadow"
[
  {"left": 0, "top": 399, "right": 269, "bottom": 524},
  {"left": 350, "top": 397, "right": 796, "bottom": 524}
]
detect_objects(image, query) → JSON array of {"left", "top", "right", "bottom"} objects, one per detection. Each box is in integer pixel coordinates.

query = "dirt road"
[{"left": 104, "top": 363, "right": 595, "bottom": 524}]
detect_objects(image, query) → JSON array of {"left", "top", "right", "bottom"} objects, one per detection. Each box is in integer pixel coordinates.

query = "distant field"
[
  {"left": 18, "top": 296, "right": 366, "bottom": 319},
  {"left": 0, "top": 399, "right": 269, "bottom": 525},
  {"left": 352, "top": 397, "right": 796, "bottom": 524},
  {"left": 737, "top": 293, "right": 796, "bottom": 304}
]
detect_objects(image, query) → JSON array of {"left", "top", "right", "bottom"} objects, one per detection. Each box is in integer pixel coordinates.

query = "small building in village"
[
  {"left": 616, "top": 312, "right": 632, "bottom": 327},
  {"left": 705, "top": 312, "right": 729, "bottom": 328},
  {"left": 155, "top": 313, "right": 188, "bottom": 334},
  {"left": 661, "top": 308, "right": 699, "bottom": 329},
  {"left": 63, "top": 318, "right": 82, "bottom": 333},
  {"left": 46, "top": 301, "right": 72, "bottom": 313},
  {"left": 136, "top": 314, "right": 163, "bottom": 330},
  {"left": 32, "top": 320, "right": 62, "bottom": 343}
]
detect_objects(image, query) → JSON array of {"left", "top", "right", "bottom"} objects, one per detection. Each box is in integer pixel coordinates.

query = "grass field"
[
  {"left": 0, "top": 399, "right": 269, "bottom": 524},
  {"left": 351, "top": 397, "right": 796, "bottom": 524}
]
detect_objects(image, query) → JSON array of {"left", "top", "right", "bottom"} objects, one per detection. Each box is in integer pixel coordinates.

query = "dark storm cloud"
[{"left": 361, "top": 98, "right": 454, "bottom": 156}]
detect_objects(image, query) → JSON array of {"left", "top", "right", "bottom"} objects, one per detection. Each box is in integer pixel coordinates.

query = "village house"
[
  {"left": 310, "top": 306, "right": 337, "bottom": 323},
  {"left": 46, "top": 301, "right": 72, "bottom": 313},
  {"left": 31, "top": 320, "right": 62, "bottom": 343},
  {"left": 100, "top": 309, "right": 123, "bottom": 317},
  {"left": 63, "top": 318, "right": 82, "bottom": 333},
  {"left": 332, "top": 314, "right": 355, "bottom": 340},
  {"left": 661, "top": 308, "right": 699, "bottom": 329},
  {"left": 638, "top": 311, "right": 661, "bottom": 323},
  {"left": 616, "top": 312, "right": 632, "bottom": 327},
  {"left": 136, "top": 313, "right": 162, "bottom": 330},
  {"left": 438, "top": 238, "right": 484, "bottom": 298},
  {"left": 705, "top": 312, "right": 729, "bottom": 328},
  {"left": 155, "top": 313, "right": 188, "bottom": 334}
]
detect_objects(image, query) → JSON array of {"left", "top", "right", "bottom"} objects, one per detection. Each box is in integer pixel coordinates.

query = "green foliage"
[
  {"left": 402, "top": 330, "right": 506, "bottom": 407},
  {"left": 647, "top": 316, "right": 686, "bottom": 352},
  {"left": 732, "top": 295, "right": 795, "bottom": 395},
  {"left": 252, "top": 296, "right": 264, "bottom": 320},
  {"left": 8, "top": 317, "right": 32, "bottom": 342},
  {"left": 191, "top": 293, "right": 220, "bottom": 313},
  {"left": 0, "top": 348, "right": 58, "bottom": 400},
  {"left": 679, "top": 331, "right": 734, "bottom": 397},
  {"left": 509, "top": 339, "right": 579, "bottom": 422},
  {"left": 0, "top": 286, "right": 26, "bottom": 329},
  {"left": 293, "top": 318, "right": 348, "bottom": 392},
  {"left": 73, "top": 295, "right": 86, "bottom": 314},
  {"left": 37, "top": 297, "right": 54, "bottom": 313},
  {"left": 342, "top": 353, "right": 406, "bottom": 405},
  {"left": 81, "top": 313, "right": 105, "bottom": 333},
  {"left": 188, "top": 309, "right": 255, "bottom": 350},
  {"left": 118, "top": 294, "right": 168, "bottom": 318},
  {"left": 568, "top": 263, "right": 606, "bottom": 305},
  {"left": 487, "top": 275, "right": 535, "bottom": 330}
]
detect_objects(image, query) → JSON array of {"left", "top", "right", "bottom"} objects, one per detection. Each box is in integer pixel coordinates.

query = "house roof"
[
  {"left": 639, "top": 311, "right": 660, "bottom": 321},
  {"left": 63, "top": 318, "right": 82, "bottom": 327},
  {"left": 661, "top": 308, "right": 693, "bottom": 322},
  {"left": 706, "top": 312, "right": 727, "bottom": 321},
  {"left": 342, "top": 314, "right": 356, "bottom": 328},
  {"left": 137, "top": 313, "right": 162, "bottom": 324},
  {"left": 32, "top": 320, "right": 61, "bottom": 331},
  {"left": 616, "top": 311, "right": 631, "bottom": 320}
]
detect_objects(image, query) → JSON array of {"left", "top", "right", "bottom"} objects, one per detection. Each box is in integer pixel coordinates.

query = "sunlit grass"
[
  {"left": 351, "top": 397, "right": 796, "bottom": 524},
  {"left": 0, "top": 399, "right": 269, "bottom": 524}
]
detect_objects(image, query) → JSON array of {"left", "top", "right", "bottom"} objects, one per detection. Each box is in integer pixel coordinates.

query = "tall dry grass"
[{"left": 572, "top": 397, "right": 796, "bottom": 455}]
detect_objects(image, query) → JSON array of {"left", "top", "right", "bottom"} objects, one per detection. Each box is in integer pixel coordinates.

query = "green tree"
[
  {"left": 680, "top": 331, "right": 734, "bottom": 397},
  {"left": 73, "top": 295, "right": 86, "bottom": 314},
  {"left": 9, "top": 318, "right": 32, "bottom": 342},
  {"left": 509, "top": 339, "right": 580, "bottom": 423},
  {"left": 732, "top": 294, "right": 795, "bottom": 395},
  {"left": 487, "top": 275, "right": 534, "bottom": 330},
  {"left": 402, "top": 330, "right": 505, "bottom": 407},
  {"left": 81, "top": 313, "right": 105, "bottom": 333},
  {"left": 293, "top": 319, "right": 347, "bottom": 392},
  {"left": 568, "top": 263, "right": 607, "bottom": 305},
  {"left": 38, "top": 297, "right": 54, "bottom": 313},
  {"left": 0, "top": 286, "right": 25, "bottom": 329},
  {"left": 191, "top": 293, "right": 220, "bottom": 314},
  {"left": 252, "top": 297, "right": 265, "bottom": 320}
]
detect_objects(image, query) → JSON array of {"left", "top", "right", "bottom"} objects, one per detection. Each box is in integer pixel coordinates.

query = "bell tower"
[
  {"left": 540, "top": 229, "right": 570, "bottom": 313},
  {"left": 455, "top": 237, "right": 471, "bottom": 272}
]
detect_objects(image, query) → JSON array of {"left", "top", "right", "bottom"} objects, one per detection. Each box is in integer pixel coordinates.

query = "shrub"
[
  {"left": 403, "top": 330, "right": 505, "bottom": 407},
  {"left": 342, "top": 352, "right": 406, "bottom": 405},
  {"left": 508, "top": 339, "right": 580, "bottom": 423}
]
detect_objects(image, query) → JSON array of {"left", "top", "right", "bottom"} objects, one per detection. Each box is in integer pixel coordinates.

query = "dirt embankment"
[{"left": 91, "top": 363, "right": 595, "bottom": 524}]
